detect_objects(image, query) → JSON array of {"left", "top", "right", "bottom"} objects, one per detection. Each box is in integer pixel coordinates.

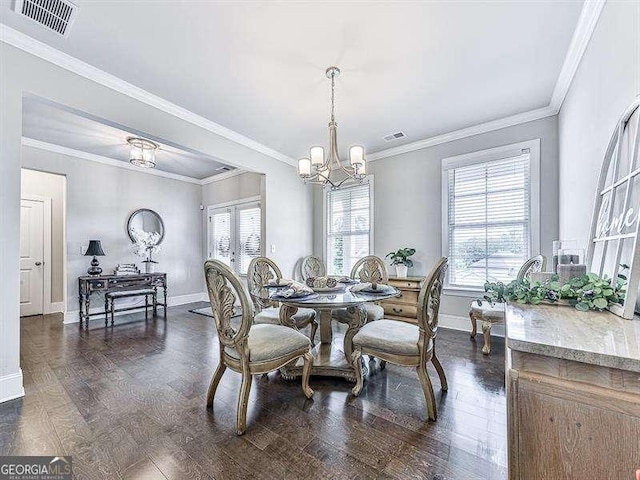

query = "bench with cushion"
[{"left": 105, "top": 288, "right": 156, "bottom": 326}]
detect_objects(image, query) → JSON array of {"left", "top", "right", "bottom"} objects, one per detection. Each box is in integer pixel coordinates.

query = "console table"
[{"left": 78, "top": 273, "right": 167, "bottom": 327}]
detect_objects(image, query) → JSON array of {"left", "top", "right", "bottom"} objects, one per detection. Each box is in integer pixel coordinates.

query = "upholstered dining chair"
[
  {"left": 350, "top": 257, "right": 449, "bottom": 421},
  {"left": 469, "top": 254, "right": 547, "bottom": 354},
  {"left": 332, "top": 255, "right": 388, "bottom": 324},
  {"left": 300, "top": 255, "right": 326, "bottom": 282},
  {"left": 204, "top": 259, "right": 314, "bottom": 435},
  {"left": 247, "top": 257, "right": 318, "bottom": 345}
]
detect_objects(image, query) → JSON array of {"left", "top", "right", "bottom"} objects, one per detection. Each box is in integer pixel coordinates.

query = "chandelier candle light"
[
  {"left": 128, "top": 137, "right": 159, "bottom": 169},
  {"left": 298, "top": 66, "right": 367, "bottom": 190}
]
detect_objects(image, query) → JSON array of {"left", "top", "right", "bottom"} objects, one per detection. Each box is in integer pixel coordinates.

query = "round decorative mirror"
[{"left": 127, "top": 209, "right": 165, "bottom": 245}]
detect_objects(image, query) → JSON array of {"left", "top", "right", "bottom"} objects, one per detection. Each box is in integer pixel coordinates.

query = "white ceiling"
[
  {"left": 22, "top": 96, "right": 235, "bottom": 180},
  {"left": 2, "top": 1, "right": 583, "bottom": 161}
]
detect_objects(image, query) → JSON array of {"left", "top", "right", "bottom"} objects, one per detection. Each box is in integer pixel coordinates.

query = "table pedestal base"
[
  {"left": 279, "top": 307, "right": 368, "bottom": 382},
  {"left": 280, "top": 332, "right": 368, "bottom": 382}
]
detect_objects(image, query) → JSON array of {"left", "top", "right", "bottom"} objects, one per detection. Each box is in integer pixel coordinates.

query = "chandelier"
[
  {"left": 128, "top": 137, "right": 159, "bottom": 168},
  {"left": 298, "top": 66, "right": 366, "bottom": 189}
]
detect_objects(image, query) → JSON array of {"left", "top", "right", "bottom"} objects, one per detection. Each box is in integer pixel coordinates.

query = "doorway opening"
[
  {"left": 20, "top": 168, "right": 67, "bottom": 317},
  {"left": 204, "top": 172, "right": 266, "bottom": 276}
]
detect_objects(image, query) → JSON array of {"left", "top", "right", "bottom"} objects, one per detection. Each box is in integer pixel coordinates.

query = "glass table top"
[{"left": 269, "top": 285, "right": 400, "bottom": 308}]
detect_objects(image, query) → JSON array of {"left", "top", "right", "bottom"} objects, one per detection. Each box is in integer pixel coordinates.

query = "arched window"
[{"left": 587, "top": 99, "right": 640, "bottom": 318}]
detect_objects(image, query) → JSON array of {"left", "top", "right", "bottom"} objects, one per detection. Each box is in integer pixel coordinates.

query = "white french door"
[{"left": 208, "top": 200, "right": 262, "bottom": 275}]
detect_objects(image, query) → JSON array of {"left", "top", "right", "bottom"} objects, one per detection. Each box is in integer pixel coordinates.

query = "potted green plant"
[{"left": 386, "top": 248, "right": 416, "bottom": 278}]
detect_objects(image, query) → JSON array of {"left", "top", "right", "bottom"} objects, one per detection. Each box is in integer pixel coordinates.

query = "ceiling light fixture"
[
  {"left": 298, "top": 66, "right": 366, "bottom": 190},
  {"left": 128, "top": 137, "right": 158, "bottom": 168}
]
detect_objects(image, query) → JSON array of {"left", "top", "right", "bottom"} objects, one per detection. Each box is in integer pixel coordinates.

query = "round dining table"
[{"left": 274, "top": 285, "right": 400, "bottom": 381}]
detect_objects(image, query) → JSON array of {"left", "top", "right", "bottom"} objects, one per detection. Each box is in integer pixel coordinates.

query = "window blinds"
[
  {"left": 238, "top": 206, "right": 261, "bottom": 274},
  {"left": 211, "top": 210, "right": 232, "bottom": 267},
  {"left": 445, "top": 154, "right": 531, "bottom": 288},
  {"left": 326, "top": 183, "right": 371, "bottom": 276}
]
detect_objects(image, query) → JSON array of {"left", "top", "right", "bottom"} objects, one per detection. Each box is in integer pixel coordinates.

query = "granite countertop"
[{"left": 506, "top": 303, "right": 640, "bottom": 373}]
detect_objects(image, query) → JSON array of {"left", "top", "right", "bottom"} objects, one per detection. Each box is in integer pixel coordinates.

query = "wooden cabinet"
[
  {"left": 381, "top": 276, "right": 423, "bottom": 324},
  {"left": 506, "top": 304, "right": 640, "bottom": 479}
]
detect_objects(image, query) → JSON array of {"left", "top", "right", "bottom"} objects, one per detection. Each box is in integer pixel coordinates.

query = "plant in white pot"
[
  {"left": 131, "top": 227, "right": 161, "bottom": 273},
  {"left": 386, "top": 248, "right": 416, "bottom": 278}
]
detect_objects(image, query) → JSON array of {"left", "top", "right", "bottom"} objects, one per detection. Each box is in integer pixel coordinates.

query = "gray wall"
[
  {"left": 558, "top": 0, "right": 640, "bottom": 242},
  {"left": 313, "top": 116, "right": 559, "bottom": 318},
  {"left": 22, "top": 146, "right": 204, "bottom": 312},
  {"left": 21, "top": 168, "right": 66, "bottom": 305},
  {"left": 202, "top": 172, "right": 263, "bottom": 207},
  {"left": 0, "top": 42, "right": 313, "bottom": 402}
]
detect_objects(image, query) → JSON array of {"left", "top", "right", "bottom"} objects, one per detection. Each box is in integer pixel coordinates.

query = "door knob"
[{"left": 35, "top": 261, "right": 42, "bottom": 266}]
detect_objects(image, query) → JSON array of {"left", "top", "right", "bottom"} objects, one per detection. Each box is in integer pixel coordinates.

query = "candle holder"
[
  {"left": 552, "top": 240, "right": 579, "bottom": 273},
  {"left": 557, "top": 247, "right": 586, "bottom": 283}
]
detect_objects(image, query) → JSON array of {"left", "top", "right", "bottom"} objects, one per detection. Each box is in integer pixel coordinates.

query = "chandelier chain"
[{"left": 330, "top": 71, "right": 336, "bottom": 123}]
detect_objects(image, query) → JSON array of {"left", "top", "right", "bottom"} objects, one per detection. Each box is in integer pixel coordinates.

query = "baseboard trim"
[
  {"left": 63, "top": 292, "right": 208, "bottom": 324},
  {"left": 168, "top": 292, "right": 209, "bottom": 306},
  {"left": 439, "top": 313, "right": 505, "bottom": 338},
  {"left": 47, "top": 301, "right": 65, "bottom": 314},
  {"left": 0, "top": 369, "right": 25, "bottom": 404}
]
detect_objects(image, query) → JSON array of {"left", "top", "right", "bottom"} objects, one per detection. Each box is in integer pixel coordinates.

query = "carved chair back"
[
  {"left": 301, "top": 255, "right": 325, "bottom": 281},
  {"left": 247, "top": 256, "right": 283, "bottom": 311},
  {"left": 516, "top": 254, "right": 547, "bottom": 281},
  {"left": 204, "top": 260, "right": 254, "bottom": 351},
  {"left": 350, "top": 255, "right": 389, "bottom": 284},
  {"left": 417, "top": 257, "right": 448, "bottom": 343}
]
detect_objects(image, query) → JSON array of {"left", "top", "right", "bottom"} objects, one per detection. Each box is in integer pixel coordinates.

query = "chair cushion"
[
  {"left": 224, "top": 324, "right": 311, "bottom": 362},
  {"left": 332, "top": 303, "right": 384, "bottom": 323},
  {"left": 470, "top": 301, "right": 505, "bottom": 321},
  {"left": 254, "top": 306, "right": 315, "bottom": 325},
  {"left": 106, "top": 289, "right": 154, "bottom": 298},
  {"left": 353, "top": 319, "right": 428, "bottom": 356}
]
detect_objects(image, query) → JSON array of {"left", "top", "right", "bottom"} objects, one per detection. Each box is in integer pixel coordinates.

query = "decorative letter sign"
[{"left": 587, "top": 99, "right": 640, "bottom": 319}]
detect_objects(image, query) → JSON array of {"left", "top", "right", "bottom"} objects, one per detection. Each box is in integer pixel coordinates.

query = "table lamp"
[{"left": 85, "top": 240, "right": 105, "bottom": 276}]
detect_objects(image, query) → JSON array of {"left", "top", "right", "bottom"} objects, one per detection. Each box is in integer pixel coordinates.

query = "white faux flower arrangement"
[{"left": 131, "top": 227, "right": 161, "bottom": 264}]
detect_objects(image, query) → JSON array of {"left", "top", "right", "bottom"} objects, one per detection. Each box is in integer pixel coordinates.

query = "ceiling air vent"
[
  {"left": 14, "top": 0, "right": 78, "bottom": 37},
  {"left": 383, "top": 131, "right": 406, "bottom": 142},
  {"left": 216, "top": 166, "right": 233, "bottom": 172}
]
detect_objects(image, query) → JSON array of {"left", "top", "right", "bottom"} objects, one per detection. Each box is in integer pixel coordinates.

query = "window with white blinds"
[
  {"left": 211, "top": 210, "right": 232, "bottom": 267},
  {"left": 326, "top": 182, "right": 372, "bottom": 276},
  {"left": 237, "top": 205, "right": 261, "bottom": 274},
  {"left": 442, "top": 142, "right": 539, "bottom": 290}
]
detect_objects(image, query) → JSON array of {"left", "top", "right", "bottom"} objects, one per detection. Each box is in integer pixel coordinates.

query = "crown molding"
[
  {"left": 550, "top": 0, "right": 606, "bottom": 111},
  {"left": 368, "top": 105, "right": 556, "bottom": 162},
  {"left": 2, "top": 25, "right": 296, "bottom": 167},
  {"left": 201, "top": 168, "right": 248, "bottom": 185},
  {"left": 22, "top": 137, "right": 203, "bottom": 184}
]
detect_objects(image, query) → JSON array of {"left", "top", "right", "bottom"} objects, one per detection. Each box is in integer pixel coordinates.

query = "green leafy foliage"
[
  {"left": 479, "top": 266, "right": 628, "bottom": 312},
  {"left": 386, "top": 248, "right": 416, "bottom": 267}
]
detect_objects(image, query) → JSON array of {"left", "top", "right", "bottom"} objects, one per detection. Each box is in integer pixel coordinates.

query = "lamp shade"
[
  {"left": 85, "top": 240, "right": 105, "bottom": 256},
  {"left": 298, "top": 157, "right": 311, "bottom": 177}
]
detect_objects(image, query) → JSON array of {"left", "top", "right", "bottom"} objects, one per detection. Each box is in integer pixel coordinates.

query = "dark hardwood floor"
[{"left": 1, "top": 303, "right": 507, "bottom": 479}]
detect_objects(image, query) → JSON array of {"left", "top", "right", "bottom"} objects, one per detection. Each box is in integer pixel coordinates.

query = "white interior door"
[
  {"left": 208, "top": 201, "right": 262, "bottom": 275},
  {"left": 20, "top": 199, "right": 45, "bottom": 316}
]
